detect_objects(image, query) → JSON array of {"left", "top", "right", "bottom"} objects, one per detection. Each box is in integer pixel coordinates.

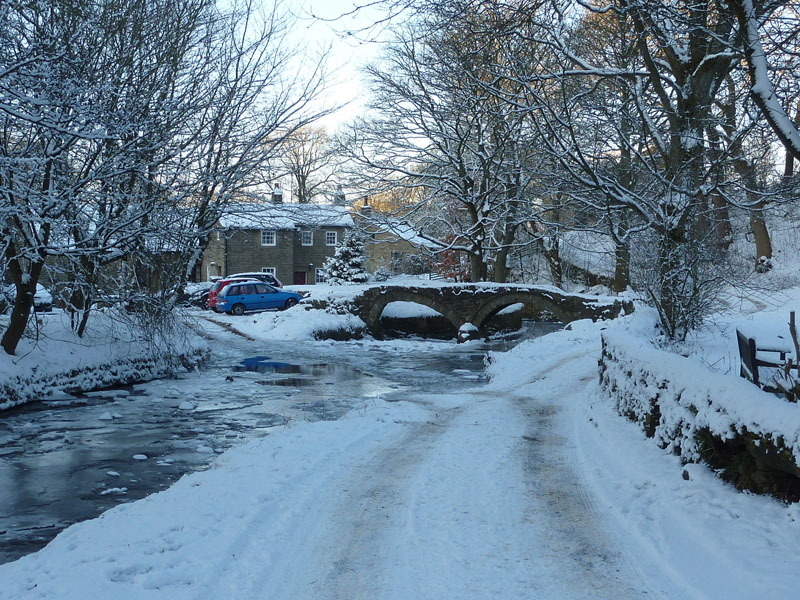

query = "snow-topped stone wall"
[{"left": 599, "top": 331, "right": 800, "bottom": 501}]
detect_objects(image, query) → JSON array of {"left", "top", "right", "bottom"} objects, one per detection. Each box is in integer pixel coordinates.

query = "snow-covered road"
[{"left": 272, "top": 390, "right": 611, "bottom": 600}]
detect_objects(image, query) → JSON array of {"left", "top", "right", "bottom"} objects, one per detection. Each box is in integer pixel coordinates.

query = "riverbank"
[{"left": 0, "top": 310, "right": 209, "bottom": 410}]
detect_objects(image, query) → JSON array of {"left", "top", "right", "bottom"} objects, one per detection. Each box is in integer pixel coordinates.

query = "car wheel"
[
  {"left": 283, "top": 298, "right": 298, "bottom": 310},
  {"left": 232, "top": 303, "right": 246, "bottom": 316}
]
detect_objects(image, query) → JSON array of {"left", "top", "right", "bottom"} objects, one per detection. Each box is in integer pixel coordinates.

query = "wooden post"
[{"left": 788, "top": 312, "right": 800, "bottom": 401}]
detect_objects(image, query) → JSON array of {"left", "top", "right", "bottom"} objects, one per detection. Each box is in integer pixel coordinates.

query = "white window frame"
[
  {"left": 315, "top": 268, "right": 327, "bottom": 283},
  {"left": 261, "top": 267, "right": 276, "bottom": 277},
  {"left": 325, "top": 230, "right": 337, "bottom": 246},
  {"left": 301, "top": 230, "right": 313, "bottom": 246},
  {"left": 260, "top": 230, "right": 277, "bottom": 246}
]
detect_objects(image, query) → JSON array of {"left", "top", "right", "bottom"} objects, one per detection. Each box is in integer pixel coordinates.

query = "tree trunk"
[
  {"left": 1, "top": 294, "right": 34, "bottom": 355},
  {"left": 734, "top": 160, "right": 773, "bottom": 270},
  {"left": 1, "top": 252, "right": 43, "bottom": 355},
  {"left": 544, "top": 238, "right": 562, "bottom": 288},
  {"left": 612, "top": 241, "right": 630, "bottom": 293},
  {"left": 709, "top": 193, "right": 733, "bottom": 250},
  {"left": 493, "top": 220, "right": 519, "bottom": 284},
  {"left": 77, "top": 305, "right": 93, "bottom": 339},
  {"left": 493, "top": 248, "right": 509, "bottom": 283},
  {"left": 749, "top": 205, "right": 773, "bottom": 270},
  {"left": 655, "top": 229, "right": 685, "bottom": 340},
  {"left": 469, "top": 252, "right": 486, "bottom": 282}
]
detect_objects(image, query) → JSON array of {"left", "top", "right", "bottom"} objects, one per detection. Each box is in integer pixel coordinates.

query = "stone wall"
[{"left": 599, "top": 331, "right": 800, "bottom": 502}]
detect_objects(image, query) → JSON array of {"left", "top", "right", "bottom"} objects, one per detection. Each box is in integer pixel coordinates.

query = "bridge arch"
[
  {"left": 364, "top": 290, "right": 463, "bottom": 337},
  {"left": 470, "top": 292, "right": 571, "bottom": 331}
]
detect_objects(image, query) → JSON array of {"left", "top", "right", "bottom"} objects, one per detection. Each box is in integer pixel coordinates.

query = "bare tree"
[
  {"left": 341, "top": 11, "right": 541, "bottom": 283},
  {"left": 476, "top": 0, "right": 746, "bottom": 338},
  {"left": 279, "top": 126, "right": 337, "bottom": 203},
  {"left": 0, "top": 0, "right": 212, "bottom": 352},
  {"left": 731, "top": 0, "right": 800, "bottom": 159}
]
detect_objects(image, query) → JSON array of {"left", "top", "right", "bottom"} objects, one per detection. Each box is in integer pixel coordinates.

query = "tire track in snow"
[
  {"left": 516, "top": 394, "right": 651, "bottom": 599},
  {"left": 295, "top": 386, "right": 638, "bottom": 600},
  {"left": 306, "top": 409, "right": 464, "bottom": 600},
  {"left": 199, "top": 315, "right": 257, "bottom": 341},
  {"left": 193, "top": 419, "right": 411, "bottom": 600}
]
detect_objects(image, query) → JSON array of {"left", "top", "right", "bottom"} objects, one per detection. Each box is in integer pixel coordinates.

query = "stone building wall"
[
  {"left": 199, "top": 225, "right": 349, "bottom": 284},
  {"left": 365, "top": 233, "right": 430, "bottom": 274}
]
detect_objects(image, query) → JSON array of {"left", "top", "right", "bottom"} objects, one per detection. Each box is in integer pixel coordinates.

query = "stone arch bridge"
[{"left": 342, "top": 284, "right": 632, "bottom": 341}]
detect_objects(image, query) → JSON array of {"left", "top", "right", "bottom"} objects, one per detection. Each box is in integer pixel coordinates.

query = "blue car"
[{"left": 216, "top": 281, "right": 302, "bottom": 315}]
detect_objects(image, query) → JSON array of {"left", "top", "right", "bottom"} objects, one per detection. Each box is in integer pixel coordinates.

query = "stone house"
[
  {"left": 201, "top": 202, "right": 354, "bottom": 285},
  {"left": 354, "top": 202, "right": 436, "bottom": 275},
  {"left": 363, "top": 224, "right": 435, "bottom": 275}
]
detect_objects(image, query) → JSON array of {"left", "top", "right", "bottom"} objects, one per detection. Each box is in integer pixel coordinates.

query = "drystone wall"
[{"left": 599, "top": 332, "right": 800, "bottom": 501}]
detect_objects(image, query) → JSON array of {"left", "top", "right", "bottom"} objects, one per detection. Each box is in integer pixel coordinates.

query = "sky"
[{"left": 285, "top": 0, "right": 394, "bottom": 131}]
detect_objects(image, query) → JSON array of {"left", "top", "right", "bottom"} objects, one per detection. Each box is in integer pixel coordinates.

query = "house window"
[
  {"left": 261, "top": 267, "right": 276, "bottom": 277},
  {"left": 216, "top": 230, "right": 221, "bottom": 241},
  {"left": 315, "top": 268, "right": 327, "bottom": 283},
  {"left": 261, "top": 230, "right": 276, "bottom": 246},
  {"left": 325, "top": 231, "right": 337, "bottom": 246},
  {"left": 301, "top": 230, "right": 313, "bottom": 246}
]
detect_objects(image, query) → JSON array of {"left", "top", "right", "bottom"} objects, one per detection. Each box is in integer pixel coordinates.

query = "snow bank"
[
  {"left": 484, "top": 317, "right": 607, "bottom": 390},
  {"left": 212, "top": 306, "right": 366, "bottom": 341},
  {"left": 0, "top": 311, "right": 208, "bottom": 410},
  {"left": 486, "top": 304, "right": 800, "bottom": 500}
]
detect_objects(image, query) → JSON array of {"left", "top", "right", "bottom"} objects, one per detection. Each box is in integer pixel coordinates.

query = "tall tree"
[
  {"left": 0, "top": 0, "right": 212, "bottom": 352},
  {"left": 0, "top": 0, "right": 330, "bottom": 354},
  {"left": 342, "top": 9, "right": 540, "bottom": 283},
  {"left": 485, "top": 0, "right": 744, "bottom": 338}
]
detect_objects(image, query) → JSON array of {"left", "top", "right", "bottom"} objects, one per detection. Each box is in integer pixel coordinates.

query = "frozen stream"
[{"left": 0, "top": 320, "right": 559, "bottom": 565}]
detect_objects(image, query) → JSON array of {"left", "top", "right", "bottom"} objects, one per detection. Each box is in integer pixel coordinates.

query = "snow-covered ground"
[{"left": 2, "top": 280, "right": 800, "bottom": 598}]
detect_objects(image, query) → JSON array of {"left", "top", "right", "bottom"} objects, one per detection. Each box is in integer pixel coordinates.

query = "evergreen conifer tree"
[{"left": 323, "top": 232, "right": 369, "bottom": 284}]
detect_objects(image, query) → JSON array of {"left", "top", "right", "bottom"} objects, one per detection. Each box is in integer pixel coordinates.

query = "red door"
[{"left": 293, "top": 271, "right": 307, "bottom": 285}]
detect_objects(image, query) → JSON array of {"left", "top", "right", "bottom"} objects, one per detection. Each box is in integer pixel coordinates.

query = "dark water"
[{"left": 0, "top": 320, "right": 560, "bottom": 564}]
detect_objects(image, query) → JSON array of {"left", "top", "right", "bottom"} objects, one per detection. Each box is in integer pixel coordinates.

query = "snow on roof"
[
  {"left": 220, "top": 203, "right": 354, "bottom": 230},
  {"left": 371, "top": 221, "right": 440, "bottom": 249}
]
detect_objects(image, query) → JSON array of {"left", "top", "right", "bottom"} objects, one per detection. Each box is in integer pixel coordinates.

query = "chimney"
[
  {"left": 271, "top": 184, "right": 283, "bottom": 204},
  {"left": 360, "top": 196, "right": 372, "bottom": 216},
  {"left": 333, "top": 184, "right": 346, "bottom": 206}
]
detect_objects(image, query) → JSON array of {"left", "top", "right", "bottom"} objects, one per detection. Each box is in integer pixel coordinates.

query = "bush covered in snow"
[{"left": 373, "top": 266, "right": 392, "bottom": 282}]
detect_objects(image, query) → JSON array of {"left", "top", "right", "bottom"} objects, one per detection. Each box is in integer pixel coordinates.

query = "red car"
[{"left": 206, "top": 277, "right": 260, "bottom": 311}]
